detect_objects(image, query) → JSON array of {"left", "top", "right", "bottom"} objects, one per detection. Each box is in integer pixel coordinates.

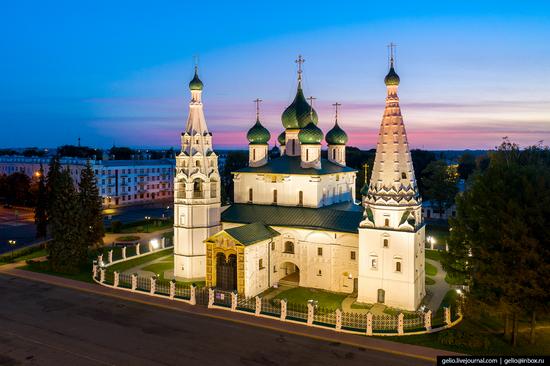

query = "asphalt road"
[
  {"left": 0, "top": 275, "right": 433, "bottom": 366},
  {"left": 0, "top": 207, "right": 37, "bottom": 253}
]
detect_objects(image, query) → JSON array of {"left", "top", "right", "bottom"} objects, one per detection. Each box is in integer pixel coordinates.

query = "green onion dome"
[
  {"left": 281, "top": 85, "right": 318, "bottom": 129},
  {"left": 247, "top": 119, "right": 271, "bottom": 144},
  {"left": 298, "top": 120, "right": 323, "bottom": 144},
  {"left": 325, "top": 122, "right": 348, "bottom": 145},
  {"left": 189, "top": 68, "right": 204, "bottom": 91},
  {"left": 277, "top": 131, "right": 286, "bottom": 145},
  {"left": 384, "top": 66, "right": 400, "bottom": 86}
]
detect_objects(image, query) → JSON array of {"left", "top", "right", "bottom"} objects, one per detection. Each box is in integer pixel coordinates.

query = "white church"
[{"left": 173, "top": 52, "right": 426, "bottom": 311}]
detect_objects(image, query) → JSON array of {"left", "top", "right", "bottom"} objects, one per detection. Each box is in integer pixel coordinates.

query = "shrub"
[
  {"left": 437, "top": 329, "right": 490, "bottom": 350},
  {"left": 111, "top": 220, "right": 122, "bottom": 233}
]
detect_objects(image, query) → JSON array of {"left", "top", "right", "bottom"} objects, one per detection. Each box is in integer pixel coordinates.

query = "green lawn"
[
  {"left": 108, "top": 219, "right": 173, "bottom": 234},
  {"left": 351, "top": 302, "right": 373, "bottom": 310},
  {"left": 0, "top": 245, "right": 47, "bottom": 264},
  {"left": 425, "top": 262, "right": 438, "bottom": 276},
  {"left": 21, "top": 262, "right": 94, "bottom": 283},
  {"left": 108, "top": 249, "right": 173, "bottom": 273},
  {"left": 142, "top": 260, "right": 173, "bottom": 280},
  {"left": 425, "top": 277, "right": 436, "bottom": 285},
  {"left": 274, "top": 287, "right": 347, "bottom": 311},
  {"left": 425, "top": 249, "right": 442, "bottom": 261},
  {"left": 445, "top": 272, "right": 467, "bottom": 285}
]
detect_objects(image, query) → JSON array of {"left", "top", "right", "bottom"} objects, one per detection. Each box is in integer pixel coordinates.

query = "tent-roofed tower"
[
  {"left": 357, "top": 45, "right": 425, "bottom": 311},
  {"left": 174, "top": 65, "right": 221, "bottom": 281}
]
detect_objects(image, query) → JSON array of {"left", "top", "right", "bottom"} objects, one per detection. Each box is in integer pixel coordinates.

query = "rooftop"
[
  {"left": 221, "top": 202, "right": 364, "bottom": 233},
  {"left": 224, "top": 222, "right": 280, "bottom": 245},
  {"left": 234, "top": 155, "right": 356, "bottom": 175}
]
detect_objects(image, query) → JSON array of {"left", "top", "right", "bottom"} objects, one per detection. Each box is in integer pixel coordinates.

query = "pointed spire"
[
  {"left": 385, "top": 43, "right": 400, "bottom": 86},
  {"left": 253, "top": 98, "right": 262, "bottom": 121}
]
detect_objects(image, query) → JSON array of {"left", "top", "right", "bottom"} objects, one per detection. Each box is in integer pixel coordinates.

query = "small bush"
[
  {"left": 111, "top": 220, "right": 122, "bottom": 233},
  {"left": 437, "top": 329, "right": 490, "bottom": 350}
]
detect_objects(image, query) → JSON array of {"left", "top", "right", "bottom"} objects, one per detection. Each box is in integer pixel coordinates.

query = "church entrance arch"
[
  {"left": 216, "top": 253, "right": 237, "bottom": 291},
  {"left": 279, "top": 261, "right": 300, "bottom": 287}
]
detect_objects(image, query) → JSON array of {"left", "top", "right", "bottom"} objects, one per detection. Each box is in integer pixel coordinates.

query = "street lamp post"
[
  {"left": 8, "top": 240, "right": 17, "bottom": 259},
  {"left": 145, "top": 216, "right": 151, "bottom": 232}
]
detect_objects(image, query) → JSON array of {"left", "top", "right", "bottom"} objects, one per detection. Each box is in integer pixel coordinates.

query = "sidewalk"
[
  {"left": 425, "top": 258, "right": 450, "bottom": 311},
  {"left": 0, "top": 264, "right": 461, "bottom": 362}
]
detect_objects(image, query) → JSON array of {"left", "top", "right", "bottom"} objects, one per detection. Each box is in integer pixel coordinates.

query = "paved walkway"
[
  {"left": 425, "top": 258, "right": 450, "bottom": 311},
  {"left": 122, "top": 253, "right": 173, "bottom": 278},
  {"left": 0, "top": 264, "right": 461, "bottom": 362},
  {"left": 103, "top": 227, "right": 173, "bottom": 247}
]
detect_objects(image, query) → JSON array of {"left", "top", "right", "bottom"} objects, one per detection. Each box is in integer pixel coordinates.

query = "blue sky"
[{"left": 1, "top": 1, "right": 550, "bottom": 149}]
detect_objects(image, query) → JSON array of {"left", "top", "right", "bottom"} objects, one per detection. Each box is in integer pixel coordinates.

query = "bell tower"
[
  {"left": 174, "top": 66, "right": 221, "bottom": 281},
  {"left": 357, "top": 45, "right": 426, "bottom": 311}
]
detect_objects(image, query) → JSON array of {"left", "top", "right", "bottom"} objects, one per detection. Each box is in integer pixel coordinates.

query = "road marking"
[{"left": 1, "top": 270, "right": 437, "bottom": 364}]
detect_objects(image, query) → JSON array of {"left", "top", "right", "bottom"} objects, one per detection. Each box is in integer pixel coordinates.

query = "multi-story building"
[{"left": 0, "top": 156, "right": 175, "bottom": 207}]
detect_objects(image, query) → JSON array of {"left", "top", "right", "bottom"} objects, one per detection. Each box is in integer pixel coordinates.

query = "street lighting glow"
[{"left": 150, "top": 239, "right": 160, "bottom": 249}]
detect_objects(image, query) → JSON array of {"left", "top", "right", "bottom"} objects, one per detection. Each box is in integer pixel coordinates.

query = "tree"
[
  {"left": 445, "top": 140, "right": 550, "bottom": 346},
  {"left": 421, "top": 160, "right": 459, "bottom": 216},
  {"left": 22, "top": 148, "right": 46, "bottom": 157},
  {"left": 5, "top": 172, "right": 31, "bottom": 205},
  {"left": 47, "top": 168, "right": 87, "bottom": 273},
  {"left": 57, "top": 145, "right": 98, "bottom": 159},
  {"left": 79, "top": 161, "right": 104, "bottom": 247},
  {"left": 457, "top": 152, "right": 476, "bottom": 180},
  {"left": 411, "top": 149, "right": 437, "bottom": 194},
  {"left": 34, "top": 165, "right": 48, "bottom": 238},
  {"left": 108, "top": 146, "right": 135, "bottom": 160}
]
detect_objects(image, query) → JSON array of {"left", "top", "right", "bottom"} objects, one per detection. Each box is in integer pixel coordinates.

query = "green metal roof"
[
  {"left": 384, "top": 66, "right": 400, "bottom": 86},
  {"left": 189, "top": 69, "right": 204, "bottom": 90},
  {"left": 281, "top": 85, "right": 318, "bottom": 129},
  {"left": 298, "top": 121, "right": 323, "bottom": 144},
  {"left": 221, "top": 202, "right": 364, "bottom": 233},
  {"left": 225, "top": 222, "right": 280, "bottom": 245},
  {"left": 247, "top": 119, "right": 271, "bottom": 144},
  {"left": 277, "top": 131, "right": 286, "bottom": 145},
  {"left": 234, "top": 155, "right": 356, "bottom": 175},
  {"left": 325, "top": 121, "right": 348, "bottom": 145}
]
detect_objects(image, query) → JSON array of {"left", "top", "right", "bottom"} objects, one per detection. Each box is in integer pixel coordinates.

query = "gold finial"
[
  {"left": 387, "top": 42, "right": 396, "bottom": 68},
  {"left": 253, "top": 98, "right": 262, "bottom": 121},
  {"left": 307, "top": 96, "right": 316, "bottom": 118},
  {"left": 295, "top": 55, "right": 305, "bottom": 82},
  {"left": 332, "top": 102, "right": 341, "bottom": 123},
  {"left": 193, "top": 55, "right": 199, "bottom": 72}
]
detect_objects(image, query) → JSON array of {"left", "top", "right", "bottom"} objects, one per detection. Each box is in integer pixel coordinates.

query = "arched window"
[
  {"left": 306, "top": 149, "right": 309, "bottom": 161},
  {"left": 401, "top": 172, "right": 407, "bottom": 179},
  {"left": 298, "top": 191, "right": 303, "bottom": 206},
  {"left": 384, "top": 218, "right": 390, "bottom": 227},
  {"left": 332, "top": 149, "right": 336, "bottom": 160},
  {"left": 193, "top": 178, "right": 203, "bottom": 198},
  {"left": 284, "top": 241, "right": 294, "bottom": 254},
  {"left": 210, "top": 180, "right": 217, "bottom": 198},
  {"left": 383, "top": 239, "right": 389, "bottom": 248},
  {"left": 292, "top": 140, "right": 295, "bottom": 155},
  {"left": 248, "top": 188, "right": 253, "bottom": 203},
  {"left": 396, "top": 261, "right": 402, "bottom": 272},
  {"left": 371, "top": 258, "right": 377, "bottom": 269},
  {"left": 273, "top": 189, "right": 278, "bottom": 205},
  {"left": 195, "top": 160, "right": 201, "bottom": 167},
  {"left": 253, "top": 149, "right": 256, "bottom": 160}
]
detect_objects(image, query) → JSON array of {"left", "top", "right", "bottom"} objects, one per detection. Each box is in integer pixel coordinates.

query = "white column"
[
  {"left": 108, "top": 250, "right": 113, "bottom": 264},
  {"left": 425, "top": 310, "right": 432, "bottom": 331},
  {"left": 190, "top": 285, "right": 197, "bottom": 305},
  {"left": 100, "top": 269, "right": 105, "bottom": 283},
  {"left": 397, "top": 313, "right": 404, "bottom": 335},
  {"left": 150, "top": 277, "right": 156, "bottom": 295},
  {"left": 231, "top": 292, "right": 237, "bottom": 312},
  {"left": 335, "top": 309, "right": 342, "bottom": 331},
  {"left": 92, "top": 264, "right": 98, "bottom": 279},
  {"left": 307, "top": 303, "right": 314, "bottom": 326},
  {"left": 169, "top": 280, "right": 176, "bottom": 300},
  {"left": 98, "top": 254, "right": 103, "bottom": 264},
  {"left": 208, "top": 288, "right": 214, "bottom": 308},
  {"left": 444, "top": 307, "right": 451, "bottom": 325},
  {"left": 366, "top": 312, "right": 373, "bottom": 335},
  {"left": 280, "top": 300, "right": 287, "bottom": 321},
  {"left": 122, "top": 246, "right": 127, "bottom": 259},
  {"left": 161, "top": 237, "right": 166, "bottom": 249},
  {"left": 114, "top": 271, "right": 119, "bottom": 287},
  {"left": 131, "top": 274, "right": 137, "bottom": 291},
  {"left": 136, "top": 244, "right": 141, "bottom": 256},
  {"left": 255, "top": 296, "right": 261, "bottom": 316}
]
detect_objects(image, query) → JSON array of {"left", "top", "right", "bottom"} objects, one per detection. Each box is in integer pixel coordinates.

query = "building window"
[
  {"left": 332, "top": 149, "right": 336, "bottom": 160},
  {"left": 273, "top": 189, "right": 277, "bottom": 205},
  {"left": 401, "top": 172, "right": 407, "bottom": 179},
  {"left": 306, "top": 149, "right": 309, "bottom": 161},
  {"left": 253, "top": 149, "right": 256, "bottom": 160},
  {"left": 259, "top": 259, "right": 264, "bottom": 269},
  {"left": 317, "top": 247, "right": 323, "bottom": 256},
  {"left": 284, "top": 241, "right": 294, "bottom": 254},
  {"left": 271, "top": 242, "right": 275, "bottom": 251},
  {"left": 350, "top": 251, "right": 356, "bottom": 260},
  {"left": 317, "top": 269, "right": 322, "bottom": 276},
  {"left": 396, "top": 261, "right": 402, "bottom": 272},
  {"left": 371, "top": 258, "right": 378, "bottom": 269},
  {"left": 384, "top": 218, "right": 390, "bottom": 227},
  {"left": 273, "top": 265, "right": 277, "bottom": 273},
  {"left": 298, "top": 191, "right": 303, "bottom": 206},
  {"left": 383, "top": 239, "right": 389, "bottom": 248},
  {"left": 248, "top": 188, "right": 253, "bottom": 203}
]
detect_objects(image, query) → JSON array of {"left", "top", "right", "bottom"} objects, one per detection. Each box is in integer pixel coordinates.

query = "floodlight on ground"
[{"left": 150, "top": 239, "right": 160, "bottom": 249}]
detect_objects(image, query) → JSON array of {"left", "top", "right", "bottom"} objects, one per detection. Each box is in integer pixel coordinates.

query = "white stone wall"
[
  {"left": 243, "top": 240, "right": 272, "bottom": 297},
  {"left": 233, "top": 172, "right": 355, "bottom": 208},
  {"left": 357, "top": 225, "right": 425, "bottom": 311}
]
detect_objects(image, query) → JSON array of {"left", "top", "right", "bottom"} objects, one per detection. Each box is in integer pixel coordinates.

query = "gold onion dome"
[
  {"left": 298, "top": 120, "right": 323, "bottom": 144},
  {"left": 189, "top": 68, "right": 204, "bottom": 90},
  {"left": 384, "top": 65, "right": 400, "bottom": 86},
  {"left": 325, "top": 122, "right": 348, "bottom": 145},
  {"left": 246, "top": 119, "right": 271, "bottom": 144},
  {"left": 278, "top": 131, "right": 286, "bottom": 145},
  {"left": 281, "top": 85, "right": 319, "bottom": 129}
]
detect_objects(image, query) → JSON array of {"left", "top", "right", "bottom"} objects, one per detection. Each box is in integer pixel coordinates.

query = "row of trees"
[
  {"left": 445, "top": 140, "right": 550, "bottom": 346},
  {"left": 35, "top": 156, "right": 105, "bottom": 273}
]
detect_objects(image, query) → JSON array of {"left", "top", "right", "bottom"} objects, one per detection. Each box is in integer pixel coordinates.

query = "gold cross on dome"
[
  {"left": 307, "top": 96, "right": 316, "bottom": 118},
  {"left": 332, "top": 102, "right": 341, "bottom": 122},
  {"left": 387, "top": 42, "right": 397, "bottom": 67},
  {"left": 253, "top": 98, "right": 262, "bottom": 120},
  {"left": 295, "top": 55, "right": 305, "bottom": 81}
]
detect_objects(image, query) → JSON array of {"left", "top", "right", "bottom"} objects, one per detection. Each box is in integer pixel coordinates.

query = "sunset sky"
[{"left": 2, "top": 1, "right": 550, "bottom": 150}]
